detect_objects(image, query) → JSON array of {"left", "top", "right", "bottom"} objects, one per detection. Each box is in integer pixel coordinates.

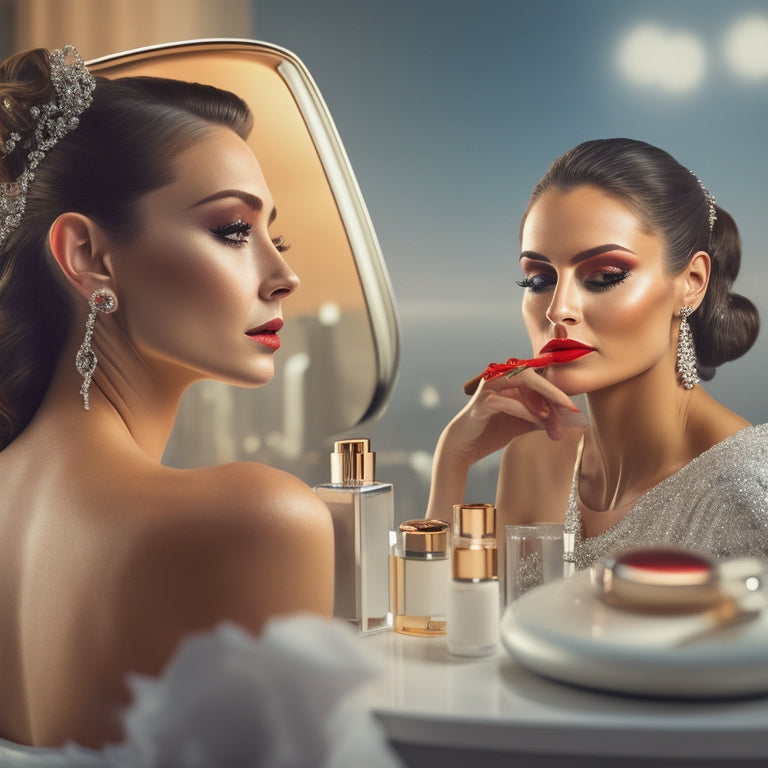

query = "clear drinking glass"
[{"left": 505, "top": 523, "right": 565, "bottom": 604}]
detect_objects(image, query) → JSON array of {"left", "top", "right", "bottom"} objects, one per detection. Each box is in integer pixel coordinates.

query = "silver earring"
[
  {"left": 676, "top": 306, "right": 699, "bottom": 390},
  {"left": 75, "top": 289, "right": 118, "bottom": 410}
]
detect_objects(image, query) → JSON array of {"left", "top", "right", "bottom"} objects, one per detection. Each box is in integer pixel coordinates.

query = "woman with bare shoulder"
[{"left": 0, "top": 46, "right": 335, "bottom": 749}]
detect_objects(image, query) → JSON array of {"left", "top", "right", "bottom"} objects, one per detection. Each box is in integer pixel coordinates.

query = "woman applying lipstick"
[
  {"left": 427, "top": 138, "right": 767, "bottom": 570},
  {"left": 0, "top": 47, "right": 337, "bottom": 749}
]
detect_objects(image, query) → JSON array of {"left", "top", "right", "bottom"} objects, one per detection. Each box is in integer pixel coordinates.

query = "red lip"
[
  {"left": 539, "top": 339, "right": 594, "bottom": 354},
  {"left": 246, "top": 318, "right": 283, "bottom": 350}
]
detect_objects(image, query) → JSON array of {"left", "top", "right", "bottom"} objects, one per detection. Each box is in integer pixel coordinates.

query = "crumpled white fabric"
[{"left": 0, "top": 617, "right": 403, "bottom": 768}]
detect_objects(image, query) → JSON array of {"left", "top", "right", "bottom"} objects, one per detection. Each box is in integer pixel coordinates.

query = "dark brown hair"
[
  {"left": 522, "top": 138, "right": 759, "bottom": 381},
  {"left": 0, "top": 48, "right": 253, "bottom": 448}
]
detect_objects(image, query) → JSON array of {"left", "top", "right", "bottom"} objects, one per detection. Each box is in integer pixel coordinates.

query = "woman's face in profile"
[
  {"left": 106, "top": 126, "right": 299, "bottom": 388},
  {"left": 519, "top": 185, "right": 682, "bottom": 395}
]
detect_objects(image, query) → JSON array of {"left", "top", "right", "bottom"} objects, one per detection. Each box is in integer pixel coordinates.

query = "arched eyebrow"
[
  {"left": 520, "top": 244, "right": 636, "bottom": 264},
  {"left": 191, "top": 189, "right": 278, "bottom": 224}
]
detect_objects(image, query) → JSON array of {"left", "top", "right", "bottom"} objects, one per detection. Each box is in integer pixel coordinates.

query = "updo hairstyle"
[
  {"left": 0, "top": 48, "right": 253, "bottom": 449},
  {"left": 522, "top": 138, "right": 759, "bottom": 382}
]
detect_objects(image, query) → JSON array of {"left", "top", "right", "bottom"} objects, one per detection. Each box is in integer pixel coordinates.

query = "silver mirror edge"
[{"left": 275, "top": 58, "right": 399, "bottom": 423}]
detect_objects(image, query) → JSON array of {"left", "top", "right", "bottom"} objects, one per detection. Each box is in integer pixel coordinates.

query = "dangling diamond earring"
[
  {"left": 75, "top": 288, "right": 118, "bottom": 410},
  {"left": 676, "top": 305, "right": 700, "bottom": 390}
]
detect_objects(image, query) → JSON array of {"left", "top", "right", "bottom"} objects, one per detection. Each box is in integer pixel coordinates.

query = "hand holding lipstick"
[
  {"left": 464, "top": 341, "right": 594, "bottom": 395},
  {"left": 425, "top": 344, "right": 590, "bottom": 523}
]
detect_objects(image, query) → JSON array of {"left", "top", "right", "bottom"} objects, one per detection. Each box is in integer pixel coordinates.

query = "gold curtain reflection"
[{"left": 13, "top": 0, "right": 253, "bottom": 59}]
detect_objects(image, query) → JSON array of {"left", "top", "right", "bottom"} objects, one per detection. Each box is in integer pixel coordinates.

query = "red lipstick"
[
  {"left": 463, "top": 341, "right": 594, "bottom": 395},
  {"left": 539, "top": 339, "right": 594, "bottom": 355},
  {"left": 246, "top": 318, "right": 283, "bottom": 350}
]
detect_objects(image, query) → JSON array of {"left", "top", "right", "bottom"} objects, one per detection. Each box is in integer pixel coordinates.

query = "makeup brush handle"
[{"left": 463, "top": 374, "right": 484, "bottom": 396}]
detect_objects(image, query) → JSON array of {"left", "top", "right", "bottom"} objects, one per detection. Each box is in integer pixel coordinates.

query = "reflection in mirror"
[{"left": 89, "top": 39, "right": 399, "bottom": 484}]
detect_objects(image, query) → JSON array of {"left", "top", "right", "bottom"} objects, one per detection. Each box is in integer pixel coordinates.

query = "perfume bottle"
[
  {"left": 390, "top": 519, "right": 451, "bottom": 636},
  {"left": 446, "top": 503, "right": 500, "bottom": 657},
  {"left": 314, "top": 439, "right": 393, "bottom": 634}
]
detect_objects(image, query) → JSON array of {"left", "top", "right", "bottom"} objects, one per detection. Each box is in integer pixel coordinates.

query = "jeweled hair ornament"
[
  {"left": 0, "top": 45, "right": 96, "bottom": 246},
  {"left": 691, "top": 171, "right": 717, "bottom": 233}
]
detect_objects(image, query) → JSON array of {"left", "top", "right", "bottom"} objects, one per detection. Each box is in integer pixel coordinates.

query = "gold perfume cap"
[
  {"left": 452, "top": 543, "right": 498, "bottom": 581},
  {"left": 330, "top": 438, "right": 375, "bottom": 484},
  {"left": 453, "top": 503, "right": 496, "bottom": 539},
  {"left": 399, "top": 519, "right": 450, "bottom": 555}
]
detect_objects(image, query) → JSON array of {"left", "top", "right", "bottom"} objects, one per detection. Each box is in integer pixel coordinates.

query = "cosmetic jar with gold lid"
[{"left": 390, "top": 519, "right": 451, "bottom": 636}]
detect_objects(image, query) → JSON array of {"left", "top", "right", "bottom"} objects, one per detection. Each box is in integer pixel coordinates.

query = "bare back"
[{"left": 0, "top": 418, "right": 333, "bottom": 747}]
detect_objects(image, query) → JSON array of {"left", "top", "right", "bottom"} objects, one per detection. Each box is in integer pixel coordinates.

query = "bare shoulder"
[
  {"left": 497, "top": 428, "right": 584, "bottom": 524},
  {"left": 109, "top": 461, "right": 333, "bottom": 674},
  {"left": 146, "top": 461, "right": 333, "bottom": 561}
]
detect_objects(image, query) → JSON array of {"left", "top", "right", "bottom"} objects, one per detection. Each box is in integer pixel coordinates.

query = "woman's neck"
[
  {"left": 39, "top": 335, "right": 192, "bottom": 463},
  {"left": 580, "top": 370, "right": 699, "bottom": 512}
]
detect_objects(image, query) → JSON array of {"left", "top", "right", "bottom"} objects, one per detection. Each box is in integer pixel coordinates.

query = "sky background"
[{"left": 253, "top": 0, "right": 768, "bottom": 518}]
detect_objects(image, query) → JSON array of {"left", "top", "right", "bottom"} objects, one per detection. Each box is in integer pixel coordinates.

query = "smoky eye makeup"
[
  {"left": 583, "top": 266, "right": 632, "bottom": 291},
  {"left": 516, "top": 257, "right": 556, "bottom": 293},
  {"left": 209, "top": 219, "right": 291, "bottom": 255},
  {"left": 516, "top": 273, "right": 553, "bottom": 293},
  {"left": 516, "top": 251, "right": 636, "bottom": 294},
  {"left": 580, "top": 253, "right": 635, "bottom": 291},
  {"left": 210, "top": 219, "right": 252, "bottom": 246}
]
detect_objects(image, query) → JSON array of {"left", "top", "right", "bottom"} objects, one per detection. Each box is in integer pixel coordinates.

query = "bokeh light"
[
  {"left": 618, "top": 24, "right": 706, "bottom": 92},
  {"left": 723, "top": 15, "right": 768, "bottom": 80}
]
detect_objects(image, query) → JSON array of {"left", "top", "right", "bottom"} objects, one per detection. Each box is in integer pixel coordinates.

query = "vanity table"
[{"left": 363, "top": 630, "right": 768, "bottom": 768}]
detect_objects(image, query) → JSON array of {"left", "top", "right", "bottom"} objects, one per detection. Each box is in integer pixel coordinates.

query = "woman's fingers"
[{"left": 474, "top": 370, "right": 586, "bottom": 440}]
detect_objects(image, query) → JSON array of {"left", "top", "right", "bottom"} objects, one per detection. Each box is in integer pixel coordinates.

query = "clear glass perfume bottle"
[{"left": 314, "top": 439, "right": 393, "bottom": 634}]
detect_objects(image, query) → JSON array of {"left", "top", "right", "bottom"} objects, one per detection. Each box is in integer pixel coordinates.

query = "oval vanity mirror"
[{"left": 89, "top": 39, "right": 399, "bottom": 481}]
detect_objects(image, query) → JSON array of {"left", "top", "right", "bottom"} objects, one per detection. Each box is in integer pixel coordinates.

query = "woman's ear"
[
  {"left": 48, "top": 213, "right": 114, "bottom": 302},
  {"left": 679, "top": 250, "right": 710, "bottom": 311}
]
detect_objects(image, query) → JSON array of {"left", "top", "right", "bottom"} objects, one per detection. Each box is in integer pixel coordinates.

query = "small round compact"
[{"left": 592, "top": 546, "right": 746, "bottom": 613}]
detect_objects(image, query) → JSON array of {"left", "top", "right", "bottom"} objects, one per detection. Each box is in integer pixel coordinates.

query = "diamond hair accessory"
[
  {"left": 76, "top": 289, "right": 118, "bottom": 410},
  {"left": 691, "top": 171, "right": 717, "bottom": 233},
  {"left": 676, "top": 305, "right": 700, "bottom": 390},
  {"left": 0, "top": 45, "right": 96, "bottom": 246}
]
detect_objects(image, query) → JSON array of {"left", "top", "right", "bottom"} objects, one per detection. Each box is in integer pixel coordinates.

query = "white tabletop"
[{"left": 362, "top": 629, "right": 768, "bottom": 767}]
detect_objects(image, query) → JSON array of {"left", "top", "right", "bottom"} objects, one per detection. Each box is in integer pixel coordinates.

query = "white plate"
[{"left": 500, "top": 569, "right": 768, "bottom": 699}]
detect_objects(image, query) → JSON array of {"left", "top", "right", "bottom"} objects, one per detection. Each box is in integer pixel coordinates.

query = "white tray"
[{"left": 500, "top": 569, "right": 768, "bottom": 699}]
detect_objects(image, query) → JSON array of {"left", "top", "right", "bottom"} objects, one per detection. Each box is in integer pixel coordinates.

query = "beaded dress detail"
[{"left": 564, "top": 425, "right": 768, "bottom": 570}]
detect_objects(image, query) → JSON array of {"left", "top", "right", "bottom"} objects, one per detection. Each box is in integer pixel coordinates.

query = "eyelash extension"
[
  {"left": 516, "top": 275, "right": 552, "bottom": 293},
  {"left": 271, "top": 235, "right": 290, "bottom": 253},
  {"left": 516, "top": 269, "right": 631, "bottom": 294},
  {"left": 211, "top": 220, "right": 252, "bottom": 246}
]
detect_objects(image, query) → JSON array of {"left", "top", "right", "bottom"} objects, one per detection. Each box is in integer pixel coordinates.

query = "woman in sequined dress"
[{"left": 427, "top": 138, "right": 767, "bottom": 571}]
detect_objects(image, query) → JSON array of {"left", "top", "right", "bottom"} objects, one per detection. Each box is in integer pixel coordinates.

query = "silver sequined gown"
[{"left": 565, "top": 424, "right": 768, "bottom": 570}]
